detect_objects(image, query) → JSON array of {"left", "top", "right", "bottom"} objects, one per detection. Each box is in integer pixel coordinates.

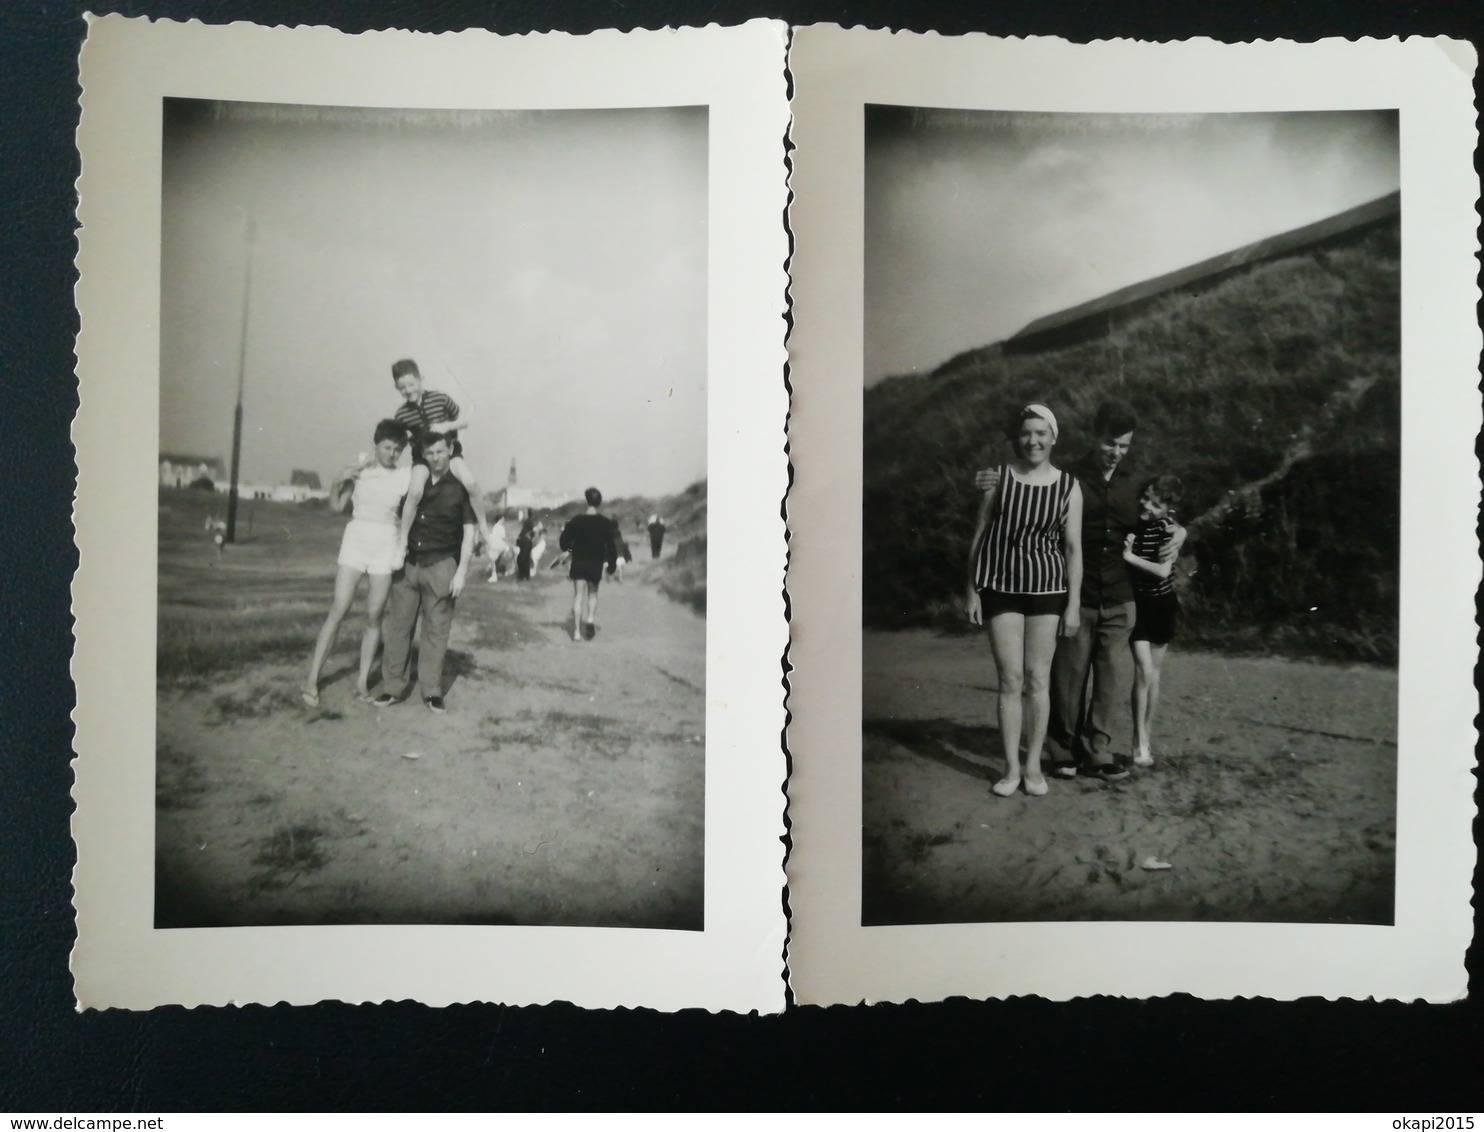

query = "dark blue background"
[{"left": 3, "top": 0, "right": 1480, "bottom": 1111}]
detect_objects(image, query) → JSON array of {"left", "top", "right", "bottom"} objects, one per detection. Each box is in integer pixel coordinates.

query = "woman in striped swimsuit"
[{"left": 966, "top": 404, "right": 1084, "bottom": 797}]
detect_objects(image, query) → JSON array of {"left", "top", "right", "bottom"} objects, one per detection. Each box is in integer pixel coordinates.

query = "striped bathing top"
[
  {"left": 974, "top": 464, "right": 1075, "bottom": 595},
  {"left": 1130, "top": 517, "right": 1176, "bottom": 596}
]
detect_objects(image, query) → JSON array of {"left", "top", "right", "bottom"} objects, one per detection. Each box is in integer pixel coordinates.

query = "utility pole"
[{"left": 225, "top": 217, "right": 256, "bottom": 544}]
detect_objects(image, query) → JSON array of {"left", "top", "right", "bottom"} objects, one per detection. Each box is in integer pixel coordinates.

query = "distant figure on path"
[
  {"left": 530, "top": 518, "right": 548, "bottom": 574},
  {"left": 486, "top": 510, "right": 508, "bottom": 583},
  {"left": 648, "top": 514, "right": 667, "bottom": 559},
  {"left": 373, "top": 430, "right": 477, "bottom": 714},
  {"left": 515, "top": 511, "right": 536, "bottom": 580},
  {"left": 1122, "top": 475, "right": 1185, "bottom": 768},
  {"left": 561, "top": 487, "right": 621, "bottom": 642},
  {"left": 388, "top": 357, "right": 497, "bottom": 560},
  {"left": 304, "top": 419, "right": 411, "bottom": 707},
  {"left": 967, "top": 404, "right": 1083, "bottom": 798}
]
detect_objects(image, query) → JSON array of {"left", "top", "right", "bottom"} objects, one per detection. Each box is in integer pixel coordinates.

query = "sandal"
[{"left": 301, "top": 689, "right": 320, "bottom": 708}]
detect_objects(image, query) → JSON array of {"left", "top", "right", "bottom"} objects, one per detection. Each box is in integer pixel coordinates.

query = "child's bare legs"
[
  {"left": 396, "top": 465, "right": 430, "bottom": 566},
  {"left": 1020, "top": 613, "right": 1060, "bottom": 794},
  {"left": 355, "top": 572, "right": 394, "bottom": 698},
  {"left": 448, "top": 456, "right": 495, "bottom": 553},
  {"left": 987, "top": 611, "right": 1026, "bottom": 796},
  {"left": 1131, "top": 639, "right": 1167, "bottom": 766},
  {"left": 306, "top": 565, "right": 364, "bottom": 704}
]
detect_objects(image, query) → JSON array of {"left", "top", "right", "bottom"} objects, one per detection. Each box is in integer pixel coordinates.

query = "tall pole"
[{"left": 225, "top": 217, "right": 256, "bottom": 545}]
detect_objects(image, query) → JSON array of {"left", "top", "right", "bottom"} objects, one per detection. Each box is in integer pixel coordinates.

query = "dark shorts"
[
  {"left": 980, "top": 588, "right": 1065, "bottom": 619},
  {"left": 1131, "top": 590, "right": 1179, "bottom": 645},
  {"left": 570, "top": 557, "right": 604, "bottom": 587}
]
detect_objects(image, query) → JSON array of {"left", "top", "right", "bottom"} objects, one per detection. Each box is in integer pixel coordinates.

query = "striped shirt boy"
[{"left": 394, "top": 389, "right": 465, "bottom": 463}]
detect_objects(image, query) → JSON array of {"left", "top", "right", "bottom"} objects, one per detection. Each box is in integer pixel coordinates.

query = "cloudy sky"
[
  {"left": 160, "top": 100, "right": 707, "bottom": 498},
  {"left": 864, "top": 108, "right": 1400, "bottom": 384}
]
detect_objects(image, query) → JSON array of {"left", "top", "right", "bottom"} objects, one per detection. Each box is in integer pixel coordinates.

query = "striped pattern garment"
[
  {"left": 974, "top": 464, "right": 1075, "bottom": 595},
  {"left": 1130, "top": 517, "right": 1176, "bottom": 596},
  {"left": 394, "top": 389, "right": 463, "bottom": 459}
]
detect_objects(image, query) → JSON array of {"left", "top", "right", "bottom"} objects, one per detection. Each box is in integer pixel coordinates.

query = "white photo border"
[
  {"left": 785, "top": 28, "right": 1479, "bottom": 1006},
  {"left": 72, "top": 15, "right": 789, "bottom": 1012}
]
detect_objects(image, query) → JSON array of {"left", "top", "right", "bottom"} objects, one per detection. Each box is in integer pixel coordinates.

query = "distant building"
[
  {"left": 491, "top": 456, "right": 574, "bottom": 514},
  {"left": 290, "top": 469, "right": 322, "bottom": 491},
  {"left": 208, "top": 480, "right": 328, "bottom": 503},
  {"left": 1003, "top": 191, "right": 1401, "bottom": 356},
  {"left": 159, "top": 453, "right": 226, "bottom": 488}
]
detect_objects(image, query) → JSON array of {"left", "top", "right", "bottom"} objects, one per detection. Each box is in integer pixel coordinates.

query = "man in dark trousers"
[
  {"left": 976, "top": 400, "right": 1182, "bottom": 780},
  {"left": 647, "top": 513, "right": 667, "bottom": 559},
  {"left": 373, "top": 430, "right": 477, "bottom": 713}
]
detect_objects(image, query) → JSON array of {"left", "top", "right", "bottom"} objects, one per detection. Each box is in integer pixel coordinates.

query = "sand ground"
[
  {"left": 862, "top": 629, "right": 1396, "bottom": 925},
  {"left": 156, "top": 544, "right": 705, "bottom": 930}
]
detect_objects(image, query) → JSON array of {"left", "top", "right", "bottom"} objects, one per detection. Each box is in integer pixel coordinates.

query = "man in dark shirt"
[
  {"left": 373, "top": 431, "right": 477, "bottom": 713},
  {"left": 1046, "top": 402, "right": 1143, "bottom": 780}
]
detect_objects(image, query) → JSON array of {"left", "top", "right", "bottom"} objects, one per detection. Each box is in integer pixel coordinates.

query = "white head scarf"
[{"left": 1023, "top": 403, "right": 1059, "bottom": 443}]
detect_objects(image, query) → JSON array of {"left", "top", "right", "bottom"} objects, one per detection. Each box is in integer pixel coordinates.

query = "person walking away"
[
  {"left": 560, "top": 487, "right": 621, "bottom": 641},
  {"left": 647, "top": 514, "right": 667, "bottom": 559}
]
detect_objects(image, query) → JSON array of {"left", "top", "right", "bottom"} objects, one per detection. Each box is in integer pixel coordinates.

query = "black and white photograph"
[
  {"left": 785, "top": 27, "right": 1474, "bottom": 1008},
  {"left": 860, "top": 106, "right": 1401, "bottom": 926},
  {"left": 72, "top": 16, "right": 787, "bottom": 1012},
  {"left": 154, "top": 97, "right": 709, "bottom": 930}
]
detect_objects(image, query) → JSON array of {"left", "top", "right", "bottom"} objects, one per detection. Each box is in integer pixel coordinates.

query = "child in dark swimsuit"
[{"left": 1122, "top": 474, "right": 1184, "bottom": 768}]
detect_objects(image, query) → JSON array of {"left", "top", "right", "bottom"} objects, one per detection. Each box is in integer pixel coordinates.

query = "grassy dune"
[{"left": 864, "top": 222, "right": 1400, "bottom": 663}]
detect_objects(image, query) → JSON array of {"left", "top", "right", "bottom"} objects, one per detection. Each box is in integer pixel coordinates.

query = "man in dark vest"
[{"left": 374, "top": 430, "right": 477, "bottom": 713}]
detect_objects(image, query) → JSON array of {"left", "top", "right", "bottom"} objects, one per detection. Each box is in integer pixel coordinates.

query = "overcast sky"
[
  {"left": 864, "top": 108, "right": 1400, "bottom": 384},
  {"left": 160, "top": 100, "right": 707, "bottom": 498}
]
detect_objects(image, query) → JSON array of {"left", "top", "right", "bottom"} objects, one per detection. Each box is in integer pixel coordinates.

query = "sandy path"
[
  {"left": 156, "top": 566, "right": 705, "bottom": 929},
  {"left": 862, "top": 630, "right": 1395, "bottom": 925}
]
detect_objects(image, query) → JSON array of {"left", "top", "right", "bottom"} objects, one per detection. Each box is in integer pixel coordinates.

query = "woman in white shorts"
[{"left": 303, "top": 420, "right": 412, "bottom": 706}]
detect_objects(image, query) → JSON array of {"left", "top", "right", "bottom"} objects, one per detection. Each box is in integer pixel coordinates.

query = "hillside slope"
[{"left": 864, "top": 221, "right": 1400, "bottom": 662}]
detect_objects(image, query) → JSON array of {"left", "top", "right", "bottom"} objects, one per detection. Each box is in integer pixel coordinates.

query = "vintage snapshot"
[
  {"left": 861, "top": 106, "right": 1401, "bottom": 928},
  {"left": 787, "top": 30, "right": 1477, "bottom": 1005},
  {"left": 73, "top": 16, "right": 787, "bottom": 1011},
  {"left": 155, "top": 97, "right": 710, "bottom": 933}
]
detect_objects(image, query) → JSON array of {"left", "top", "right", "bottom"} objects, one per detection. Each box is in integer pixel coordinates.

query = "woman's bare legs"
[
  {"left": 356, "top": 571, "right": 394, "bottom": 698},
  {"left": 1020, "top": 613, "right": 1061, "bottom": 794},
  {"left": 305, "top": 564, "right": 365, "bottom": 704},
  {"left": 987, "top": 611, "right": 1026, "bottom": 796}
]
